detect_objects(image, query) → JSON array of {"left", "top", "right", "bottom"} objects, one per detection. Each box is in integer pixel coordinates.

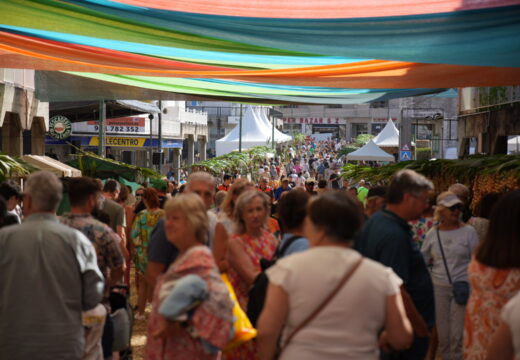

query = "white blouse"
[{"left": 267, "top": 247, "right": 402, "bottom": 360}]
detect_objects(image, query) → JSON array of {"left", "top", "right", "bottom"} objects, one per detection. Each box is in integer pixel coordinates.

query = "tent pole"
[
  {"left": 239, "top": 104, "right": 243, "bottom": 153},
  {"left": 98, "top": 100, "right": 106, "bottom": 157}
]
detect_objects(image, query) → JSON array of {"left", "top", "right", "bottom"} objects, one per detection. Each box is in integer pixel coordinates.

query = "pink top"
[{"left": 146, "top": 246, "right": 233, "bottom": 360}]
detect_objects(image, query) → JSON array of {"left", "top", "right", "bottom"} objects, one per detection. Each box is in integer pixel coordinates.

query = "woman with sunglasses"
[{"left": 421, "top": 191, "right": 479, "bottom": 360}]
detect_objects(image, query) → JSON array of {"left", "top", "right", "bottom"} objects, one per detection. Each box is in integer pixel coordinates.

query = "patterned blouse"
[
  {"left": 146, "top": 246, "right": 233, "bottom": 360},
  {"left": 464, "top": 258, "right": 520, "bottom": 359},
  {"left": 224, "top": 229, "right": 278, "bottom": 360},
  {"left": 409, "top": 216, "right": 435, "bottom": 248},
  {"left": 131, "top": 208, "right": 164, "bottom": 274}
]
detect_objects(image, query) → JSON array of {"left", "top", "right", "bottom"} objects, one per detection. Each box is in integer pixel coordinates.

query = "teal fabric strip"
[{"left": 64, "top": 2, "right": 520, "bottom": 67}]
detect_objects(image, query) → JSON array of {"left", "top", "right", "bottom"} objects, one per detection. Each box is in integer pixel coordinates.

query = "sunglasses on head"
[{"left": 448, "top": 204, "right": 463, "bottom": 211}]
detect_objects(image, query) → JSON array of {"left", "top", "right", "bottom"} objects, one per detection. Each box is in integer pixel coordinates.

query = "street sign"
[
  {"left": 401, "top": 144, "right": 410, "bottom": 151},
  {"left": 400, "top": 151, "right": 412, "bottom": 161}
]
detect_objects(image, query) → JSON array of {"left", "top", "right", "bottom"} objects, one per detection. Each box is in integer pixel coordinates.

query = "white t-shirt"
[
  {"left": 266, "top": 247, "right": 402, "bottom": 360},
  {"left": 421, "top": 225, "right": 479, "bottom": 285},
  {"left": 501, "top": 291, "right": 520, "bottom": 360}
]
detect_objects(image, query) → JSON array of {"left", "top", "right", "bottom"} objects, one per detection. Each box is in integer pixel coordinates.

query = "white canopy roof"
[
  {"left": 22, "top": 155, "right": 82, "bottom": 177},
  {"left": 508, "top": 135, "right": 520, "bottom": 153},
  {"left": 215, "top": 106, "right": 292, "bottom": 156},
  {"left": 373, "top": 119, "right": 400, "bottom": 147},
  {"left": 346, "top": 140, "right": 395, "bottom": 162}
]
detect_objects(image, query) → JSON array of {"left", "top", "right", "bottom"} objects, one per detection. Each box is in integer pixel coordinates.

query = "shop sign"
[
  {"left": 89, "top": 136, "right": 146, "bottom": 147},
  {"left": 49, "top": 115, "right": 72, "bottom": 140},
  {"left": 87, "top": 116, "right": 146, "bottom": 133},
  {"left": 283, "top": 117, "right": 346, "bottom": 125}
]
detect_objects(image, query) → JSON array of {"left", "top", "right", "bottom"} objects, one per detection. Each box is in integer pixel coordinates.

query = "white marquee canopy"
[
  {"left": 346, "top": 140, "right": 395, "bottom": 162},
  {"left": 215, "top": 106, "right": 291, "bottom": 156},
  {"left": 373, "top": 119, "right": 400, "bottom": 147}
]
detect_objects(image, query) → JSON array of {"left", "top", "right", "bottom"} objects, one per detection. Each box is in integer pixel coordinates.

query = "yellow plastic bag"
[{"left": 221, "top": 273, "right": 257, "bottom": 351}]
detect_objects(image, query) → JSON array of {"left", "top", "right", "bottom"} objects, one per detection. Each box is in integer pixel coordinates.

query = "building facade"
[
  {"left": 45, "top": 101, "right": 208, "bottom": 177},
  {"left": 0, "top": 69, "right": 49, "bottom": 156},
  {"left": 458, "top": 86, "right": 520, "bottom": 156},
  {"left": 277, "top": 93, "right": 458, "bottom": 159}
]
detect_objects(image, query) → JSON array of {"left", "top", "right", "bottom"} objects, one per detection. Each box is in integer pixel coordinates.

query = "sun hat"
[{"left": 436, "top": 191, "right": 463, "bottom": 207}]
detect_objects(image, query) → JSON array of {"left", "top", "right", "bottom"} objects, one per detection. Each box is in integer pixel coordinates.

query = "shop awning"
[
  {"left": 49, "top": 98, "right": 160, "bottom": 123},
  {"left": 21, "top": 155, "right": 82, "bottom": 177}
]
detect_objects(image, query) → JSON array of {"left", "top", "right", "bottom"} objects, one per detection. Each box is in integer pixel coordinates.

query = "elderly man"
[
  {"left": 0, "top": 171, "right": 104, "bottom": 360},
  {"left": 145, "top": 171, "right": 217, "bottom": 291},
  {"left": 356, "top": 170, "right": 435, "bottom": 360}
]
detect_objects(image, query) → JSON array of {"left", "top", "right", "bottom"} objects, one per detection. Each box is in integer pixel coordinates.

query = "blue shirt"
[
  {"left": 279, "top": 233, "right": 309, "bottom": 257},
  {"left": 355, "top": 209, "right": 435, "bottom": 327},
  {"left": 148, "top": 218, "right": 179, "bottom": 268},
  {"left": 274, "top": 187, "right": 291, "bottom": 201}
]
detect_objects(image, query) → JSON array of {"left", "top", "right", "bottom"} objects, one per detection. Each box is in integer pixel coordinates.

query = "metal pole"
[
  {"left": 239, "top": 104, "right": 243, "bottom": 152},
  {"left": 158, "top": 101, "right": 162, "bottom": 172},
  {"left": 271, "top": 111, "right": 275, "bottom": 150},
  {"left": 148, "top": 114, "right": 153, "bottom": 168},
  {"left": 98, "top": 100, "right": 106, "bottom": 157}
]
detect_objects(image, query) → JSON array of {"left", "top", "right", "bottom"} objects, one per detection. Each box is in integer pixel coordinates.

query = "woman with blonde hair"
[
  {"left": 213, "top": 178, "right": 255, "bottom": 271},
  {"left": 421, "top": 191, "right": 479, "bottom": 360},
  {"left": 225, "top": 190, "right": 278, "bottom": 359},
  {"left": 146, "top": 194, "right": 233, "bottom": 359}
]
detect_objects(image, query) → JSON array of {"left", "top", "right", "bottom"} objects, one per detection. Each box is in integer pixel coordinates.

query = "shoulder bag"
[
  {"left": 277, "top": 257, "right": 364, "bottom": 358},
  {"left": 436, "top": 227, "right": 470, "bottom": 305}
]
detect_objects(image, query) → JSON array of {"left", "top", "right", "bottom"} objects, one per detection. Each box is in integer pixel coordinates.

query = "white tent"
[
  {"left": 373, "top": 119, "right": 400, "bottom": 147},
  {"left": 346, "top": 140, "right": 395, "bottom": 162},
  {"left": 508, "top": 136, "right": 520, "bottom": 153},
  {"left": 216, "top": 106, "right": 292, "bottom": 156},
  {"left": 21, "top": 155, "right": 82, "bottom": 177},
  {"left": 254, "top": 107, "right": 292, "bottom": 143}
]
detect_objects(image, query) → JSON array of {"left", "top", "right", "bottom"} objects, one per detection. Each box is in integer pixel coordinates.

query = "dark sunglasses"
[
  {"left": 448, "top": 204, "right": 463, "bottom": 212},
  {"left": 136, "top": 193, "right": 143, "bottom": 197}
]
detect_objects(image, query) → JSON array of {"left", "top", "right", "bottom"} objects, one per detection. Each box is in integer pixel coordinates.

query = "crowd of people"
[{"left": 0, "top": 138, "right": 519, "bottom": 360}]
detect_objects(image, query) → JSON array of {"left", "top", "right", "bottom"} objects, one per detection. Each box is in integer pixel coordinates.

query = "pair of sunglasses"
[{"left": 448, "top": 204, "right": 463, "bottom": 211}]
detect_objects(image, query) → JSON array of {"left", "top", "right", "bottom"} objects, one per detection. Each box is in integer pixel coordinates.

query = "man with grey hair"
[
  {"left": 0, "top": 171, "right": 104, "bottom": 360},
  {"left": 356, "top": 169, "right": 435, "bottom": 360},
  {"left": 145, "top": 171, "right": 217, "bottom": 291}
]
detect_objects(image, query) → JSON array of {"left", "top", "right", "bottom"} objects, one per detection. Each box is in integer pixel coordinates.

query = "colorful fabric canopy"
[{"left": 1, "top": 0, "right": 519, "bottom": 103}]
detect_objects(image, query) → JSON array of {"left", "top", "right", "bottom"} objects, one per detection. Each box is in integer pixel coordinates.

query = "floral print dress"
[
  {"left": 131, "top": 208, "right": 164, "bottom": 274},
  {"left": 225, "top": 229, "right": 278, "bottom": 360},
  {"left": 146, "top": 246, "right": 233, "bottom": 360},
  {"left": 463, "top": 258, "right": 520, "bottom": 359}
]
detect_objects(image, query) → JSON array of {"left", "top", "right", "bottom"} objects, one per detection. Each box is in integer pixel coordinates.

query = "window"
[{"left": 370, "top": 101, "right": 388, "bottom": 108}]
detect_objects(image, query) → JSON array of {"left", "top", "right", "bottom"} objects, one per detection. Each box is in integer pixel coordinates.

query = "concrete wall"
[{"left": 0, "top": 69, "right": 49, "bottom": 156}]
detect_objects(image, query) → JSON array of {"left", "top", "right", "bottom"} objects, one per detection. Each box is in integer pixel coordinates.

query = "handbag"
[
  {"left": 435, "top": 227, "right": 470, "bottom": 305},
  {"left": 277, "top": 257, "right": 363, "bottom": 358},
  {"left": 220, "top": 274, "right": 257, "bottom": 351}
]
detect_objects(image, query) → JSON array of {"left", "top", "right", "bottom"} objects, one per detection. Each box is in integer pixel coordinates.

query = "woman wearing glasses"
[{"left": 421, "top": 192, "right": 479, "bottom": 360}]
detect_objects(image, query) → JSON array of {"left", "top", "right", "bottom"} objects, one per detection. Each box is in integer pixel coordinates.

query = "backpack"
[{"left": 246, "top": 235, "right": 302, "bottom": 327}]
